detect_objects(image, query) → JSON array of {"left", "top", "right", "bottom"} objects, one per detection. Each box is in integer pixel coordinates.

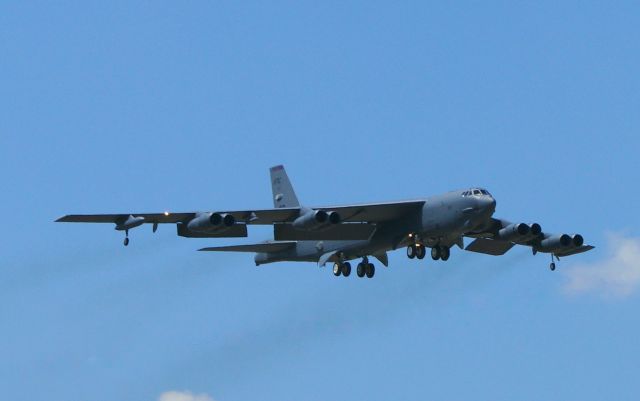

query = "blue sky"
[{"left": 2, "top": 1, "right": 640, "bottom": 400}]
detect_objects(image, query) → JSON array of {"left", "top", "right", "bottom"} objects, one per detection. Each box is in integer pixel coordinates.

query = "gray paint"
[{"left": 57, "top": 165, "right": 594, "bottom": 272}]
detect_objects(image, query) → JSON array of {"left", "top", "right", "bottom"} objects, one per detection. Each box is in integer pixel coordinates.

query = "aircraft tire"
[
  {"left": 124, "top": 238, "right": 129, "bottom": 246},
  {"left": 333, "top": 262, "right": 342, "bottom": 276},
  {"left": 356, "top": 263, "right": 365, "bottom": 277},
  {"left": 431, "top": 246, "right": 441, "bottom": 260},
  {"left": 440, "top": 246, "right": 450, "bottom": 261},
  {"left": 366, "top": 263, "right": 375, "bottom": 278},
  {"left": 416, "top": 245, "right": 426, "bottom": 260},
  {"left": 342, "top": 262, "right": 351, "bottom": 277},
  {"left": 550, "top": 262, "right": 556, "bottom": 271},
  {"left": 407, "top": 245, "right": 416, "bottom": 259}
]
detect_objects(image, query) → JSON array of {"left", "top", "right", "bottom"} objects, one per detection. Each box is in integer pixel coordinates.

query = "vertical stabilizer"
[{"left": 270, "top": 165, "right": 300, "bottom": 208}]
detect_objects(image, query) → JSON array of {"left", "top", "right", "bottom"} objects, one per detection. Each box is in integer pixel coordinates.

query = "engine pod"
[{"left": 187, "top": 212, "right": 235, "bottom": 233}]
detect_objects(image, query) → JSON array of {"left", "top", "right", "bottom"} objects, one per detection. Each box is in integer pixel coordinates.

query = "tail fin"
[{"left": 270, "top": 165, "right": 300, "bottom": 208}]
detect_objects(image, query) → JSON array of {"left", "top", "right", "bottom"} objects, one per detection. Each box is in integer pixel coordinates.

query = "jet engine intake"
[
  {"left": 530, "top": 223, "right": 542, "bottom": 236},
  {"left": 187, "top": 212, "right": 235, "bottom": 233},
  {"left": 572, "top": 234, "right": 584, "bottom": 247},
  {"left": 327, "top": 211, "right": 341, "bottom": 224},
  {"left": 292, "top": 210, "right": 341, "bottom": 231}
]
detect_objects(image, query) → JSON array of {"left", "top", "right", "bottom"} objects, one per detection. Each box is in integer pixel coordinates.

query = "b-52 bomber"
[{"left": 57, "top": 165, "right": 594, "bottom": 278}]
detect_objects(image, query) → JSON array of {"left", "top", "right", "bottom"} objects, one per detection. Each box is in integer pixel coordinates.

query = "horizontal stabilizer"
[
  {"left": 199, "top": 241, "right": 296, "bottom": 253},
  {"left": 274, "top": 223, "right": 376, "bottom": 241},
  {"left": 555, "top": 245, "right": 595, "bottom": 257},
  {"left": 465, "top": 238, "right": 515, "bottom": 255}
]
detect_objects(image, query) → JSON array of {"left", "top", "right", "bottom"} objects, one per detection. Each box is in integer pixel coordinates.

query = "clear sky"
[{"left": 2, "top": 2, "right": 640, "bottom": 401}]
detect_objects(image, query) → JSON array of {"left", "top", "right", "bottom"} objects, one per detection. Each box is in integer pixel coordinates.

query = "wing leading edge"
[{"left": 199, "top": 241, "right": 296, "bottom": 253}]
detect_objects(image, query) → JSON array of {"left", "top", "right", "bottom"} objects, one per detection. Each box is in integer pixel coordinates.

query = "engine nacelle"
[
  {"left": 187, "top": 212, "right": 235, "bottom": 233},
  {"left": 496, "top": 223, "right": 530, "bottom": 241},
  {"left": 292, "top": 210, "right": 341, "bottom": 231},
  {"left": 538, "top": 234, "right": 572, "bottom": 252}
]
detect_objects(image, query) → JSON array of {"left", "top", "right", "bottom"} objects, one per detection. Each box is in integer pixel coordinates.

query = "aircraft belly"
[{"left": 288, "top": 239, "right": 388, "bottom": 263}]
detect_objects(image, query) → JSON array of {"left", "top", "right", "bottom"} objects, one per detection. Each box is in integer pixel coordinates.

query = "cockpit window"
[{"left": 464, "top": 188, "right": 491, "bottom": 197}]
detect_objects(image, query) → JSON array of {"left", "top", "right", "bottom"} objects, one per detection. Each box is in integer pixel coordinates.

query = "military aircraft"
[{"left": 56, "top": 165, "right": 594, "bottom": 278}]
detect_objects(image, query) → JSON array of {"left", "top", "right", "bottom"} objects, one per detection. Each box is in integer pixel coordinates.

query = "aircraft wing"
[
  {"left": 270, "top": 200, "right": 425, "bottom": 240},
  {"left": 56, "top": 200, "right": 424, "bottom": 241},
  {"left": 464, "top": 217, "right": 594, "bottom": 257},
  {"left": 465, "top": 238, "right": 515, "bottom": 255},
  {"left": 197, "top": 200, "right": 425, "bottom": 225},
  {"left": 55, "top": 209, "right": 300, "bottom": 225},
  {"left": 313, "top": 200, "right": 425, "bottom": 223},
  {"left": 56, "top": 213, "right": 195, "bottom": 224},
  {"left": 554, "top": 245, "right": 595, "bottom": 257},
  {"left": 199, "top": 241, "right": 296, "bottom": 253},
  {"left": 56, "top": 200, "right": 424, "bottom": 225}
]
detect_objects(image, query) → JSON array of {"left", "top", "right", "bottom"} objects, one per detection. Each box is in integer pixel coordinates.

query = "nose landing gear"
[
  {"left": 332, "top": 261, "right": 352, "bottom": 277},
  {"left": 407, "top": 245, "right": 416, "bottom": 259},
  {"left": 406, "top": 234, "right": 426, "bottom": 260},
  {"left": 407, "top": 234, "right": 452, "bottom": 263},
  {"left": 123, "top": 230, "right": 130, "bottom": 246}
]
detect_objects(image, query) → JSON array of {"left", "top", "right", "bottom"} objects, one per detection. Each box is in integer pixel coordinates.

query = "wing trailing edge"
[{"left": 465, "top": 238, "right": 515, "bottom": 255}]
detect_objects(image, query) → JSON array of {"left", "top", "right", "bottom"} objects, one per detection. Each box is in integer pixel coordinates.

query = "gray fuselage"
[{"left": 254, "top": 189, "right": 496, "bottom": 266}]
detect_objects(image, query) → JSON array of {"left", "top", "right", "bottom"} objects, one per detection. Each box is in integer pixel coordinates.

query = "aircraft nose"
[
  {"left": 478, "top": 196, "right": 496, "bottom": 212},
  {"left": 487, "top": 196, "right": 496, "bottom": 212}
]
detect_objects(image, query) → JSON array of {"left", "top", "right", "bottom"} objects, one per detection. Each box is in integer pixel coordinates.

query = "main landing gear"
[
  {"left": 408, "top": 244, "right": 450, "bottom": 261},
  {"left": 406, "top": 244, "right": 426, "bottom": 260},
  {"left": 333, "top": 257, "right": 375, "bottom": 278},
  {"left": 123, "top": 230, "right": 130, "bottom": 246},
  {"left": 430, "top": 245, "right": 450, "bottom": 261},
  {"left": 406, "top": 234, "right": 451, "bottom": 263}
]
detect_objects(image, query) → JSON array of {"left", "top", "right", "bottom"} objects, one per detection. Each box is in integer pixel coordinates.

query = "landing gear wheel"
[
  {"left": 407, "top": 245, "right": 416, "bottom": 259},
  {"left": 440, "top": 246, "right": 450, "bottom": 261},
  {"left": 357, "top": 263, "right": 365, "bottom": 278},
  {"left": 124, "top": 237, "right": 130, "bottom": 246},
  {"left": 366, "top": 263, "right": 375, "bottom": 278},
  {"left": 550, "top": 262, "right": 556, "bottom": 271},
  {"left": 342, "top": 262, "right": 351, "bottom": 277},
  {"left": 431, "top": 246, "right": 441, "bottom": 260},
  {"left": 333, "top": 262, "right": 342, "bottom": 276},
  {"left": 416, "top": 245, "right": 426, "bottom": 260}
]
